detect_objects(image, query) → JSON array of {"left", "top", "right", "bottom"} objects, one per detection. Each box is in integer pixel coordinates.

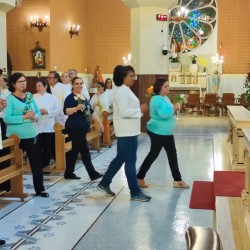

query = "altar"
[
  {"left": 168, "top": 63, "right": 207, "bottom": 94},
  {"left": 168, "top": 84, "right": 202, "bottom": 101},
  {"left": 169, "top": 83, "right": 202, "bottom": 95}
]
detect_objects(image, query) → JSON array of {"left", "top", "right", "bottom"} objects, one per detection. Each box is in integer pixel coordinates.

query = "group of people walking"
[
  {"left": 0, "top": 65, "right": 189, "bottom": 204},
  {"left": 97, "top": 65, "right": 189, "bottom": 202}
]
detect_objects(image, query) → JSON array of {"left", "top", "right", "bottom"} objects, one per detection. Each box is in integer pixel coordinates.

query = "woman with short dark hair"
[
  {"left": 97, "top": 65, "right": 151, "bottom": 202},
  {"left": 137, "top": 78, "right": 189, "bottom": 189}
]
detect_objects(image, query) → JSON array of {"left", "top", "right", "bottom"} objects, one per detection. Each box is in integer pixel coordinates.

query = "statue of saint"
[
  {"left": 211, "top": 70, "right": 220, "bottom": 94},
  {"left": 170, "top": 38, "right": 180, "bottom": 58}
]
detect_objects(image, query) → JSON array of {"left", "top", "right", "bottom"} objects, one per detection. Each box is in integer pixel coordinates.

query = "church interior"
[{"left": 1, "top": 0, "right": 250, "bottom": 249}]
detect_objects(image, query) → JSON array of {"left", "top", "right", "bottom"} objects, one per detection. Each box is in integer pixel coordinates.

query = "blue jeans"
[{"left": 100, "top": 136, "right": 141, "bottom": 195}]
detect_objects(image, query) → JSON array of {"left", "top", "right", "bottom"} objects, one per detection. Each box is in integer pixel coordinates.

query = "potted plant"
[
  {"left": 169, "top": 56, "right": 180, "bottom": 69},
  {"left": 189, "top": 55, "right": 197, "bottom": 64},
  {"left": 244, "top": 72, "right": 250, "bottom": 108}
]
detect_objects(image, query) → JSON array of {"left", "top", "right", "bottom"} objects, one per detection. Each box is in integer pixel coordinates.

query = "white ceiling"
[{"left": 121, "top": 0, "right": 178, "bottom": 8}]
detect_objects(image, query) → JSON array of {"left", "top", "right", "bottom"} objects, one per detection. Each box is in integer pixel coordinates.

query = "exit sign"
[{"left": 156, "top": 14, "right": 168, "bottom": 21}]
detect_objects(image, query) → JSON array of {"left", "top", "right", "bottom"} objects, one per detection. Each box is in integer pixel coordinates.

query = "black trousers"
[
  {"left": 0, "top": 118, "right": 9, "bottom": 170},
  {"left": 50, "top": 132, "right": 56, "bottom": 161},
  {"left": 19, "top": 138, "right": 45, "bottom": 194},
  {"left": 37, "top": 133, "right": 53, "bottom": 167},
  {"left": 65, "top": 130, "right": 98, "bottom": 179},
  {"left": 137, "top": 130, "right": 182, "bottom": 181}
]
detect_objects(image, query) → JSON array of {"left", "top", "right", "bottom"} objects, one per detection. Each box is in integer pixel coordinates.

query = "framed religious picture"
[{"left": 31, "top": 41, "right": 46, "bottom": 69}]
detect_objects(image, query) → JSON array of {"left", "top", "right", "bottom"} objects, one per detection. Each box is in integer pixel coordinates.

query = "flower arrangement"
[
  {"left": 173, "top": 94, "right": 185, "bottom": 103},
  {"left": 169, "top": 56, "right": 180, "bottom": 63},
  {"left": 145, "top": 85, "right": 155, "bottom": 98},
  {"left": 74, "top": 94, "right": 85, "bottom": 104},
  {"left": 189, "top": 55, "right": 197, "bottom": 64},
  {"left": 74, "top": 94, "right": 86, "bottom": 111},
  {"left": 23, "top": 93, "right": 33, "bottom": 114},
  {"left": 244, "top": 72, "right": 250, "bottom": 106}
]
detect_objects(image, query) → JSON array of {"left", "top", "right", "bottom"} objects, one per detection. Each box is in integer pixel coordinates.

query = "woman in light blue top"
[
  {"left": 137, "top": 78, "right": 189, "bottom": 189},
  {"left": 4, "top": 72, "right": 49, "bottom": 197}
]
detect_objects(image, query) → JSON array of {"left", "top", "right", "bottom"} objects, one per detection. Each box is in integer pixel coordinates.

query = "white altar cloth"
[
  {"left": 169, "top": 83, "right": 202, "bottom": 96},
  {"left": 218, "top": 77, "right": 245, "bottom": 98}
]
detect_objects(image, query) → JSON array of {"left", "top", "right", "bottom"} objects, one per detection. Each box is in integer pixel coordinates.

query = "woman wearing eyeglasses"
[
  {"left": 97, "top": 65, "right": 151, "bottom": 202},
  {"left": 4, "top": 72, "right": 49, "bottom": 197}
]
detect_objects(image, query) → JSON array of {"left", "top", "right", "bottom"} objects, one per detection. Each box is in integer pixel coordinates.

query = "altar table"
[{"left": 227, "top": 106, "right": 250, "bottom": 171}]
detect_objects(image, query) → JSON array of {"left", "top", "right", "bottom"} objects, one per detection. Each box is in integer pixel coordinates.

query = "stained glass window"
[{"left": 169, "top": 0, "right": 217, "bottom": 53}]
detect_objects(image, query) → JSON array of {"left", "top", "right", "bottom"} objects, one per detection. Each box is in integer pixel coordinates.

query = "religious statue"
[
  {"left": 170, "top": 38, "right": 180, "bottom": 58},
  {"left": 91, "top": 65, "right": 104, "bottom": 88},
  {"left": 211, "top": 70, "right": 220, "bottom": 94}
]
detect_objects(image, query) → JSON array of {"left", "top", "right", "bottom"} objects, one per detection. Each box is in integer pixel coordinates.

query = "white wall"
[
  {"left": 130, "top": 6, "right": 218, "bottom": 75},
  {"left": 0, "top": 10, "right": 7, "bottom": 71},
  {"left": 0, "top": 0, "right": 16, "bottom": 72},
  {"left": 131, "top": 7, "right": 169, "bottom": 74}
]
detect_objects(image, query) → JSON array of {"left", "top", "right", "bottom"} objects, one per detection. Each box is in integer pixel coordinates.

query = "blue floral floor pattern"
[{"left": 0, "top": 118, "right": 228, "bottom": 249}]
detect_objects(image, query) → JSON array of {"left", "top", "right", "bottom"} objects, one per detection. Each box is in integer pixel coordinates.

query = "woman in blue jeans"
[{"left": 97, "top": 65, "right": 151, "bottom": 202}]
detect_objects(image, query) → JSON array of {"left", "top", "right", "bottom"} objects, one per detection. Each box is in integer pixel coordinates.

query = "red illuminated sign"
[{"left": 156, "top": 14, "right": 168, "bottom": 21}]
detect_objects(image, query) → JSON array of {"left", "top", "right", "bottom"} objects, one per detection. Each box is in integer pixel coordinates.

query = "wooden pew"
[
  {"left": 102, "top": 111, "right": 114, "bottom": 147},
  {"left": 22, "top": 124, "right": 72, "bottom": 173},
  {"left": 37, "top": 119, "right": 100, "bottom": 173},
  {"left": 185, "top": 226, "right": 223, "bottom": 250},
  {"left": 227, "top": 106, "right": 250, "bottom": 171},
  {"left": 87, "top": 119, "right": 101, "bottom": 152},
  {"left": 0, "top": 134, "right": 27, "bottom": 201},
  {"left": 241, "top": 128, "right": 250, "bottom": 237}
]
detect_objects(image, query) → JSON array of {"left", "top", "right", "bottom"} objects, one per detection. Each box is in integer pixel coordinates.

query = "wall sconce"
[
  {"left": 122, "top": 53, "right": 131, "bottom": 65},
  {"left": 69, "top": 25, "right": 80, "bottom": 38},
  {"left": 30, "top": 16, "right": 48, "bottom": 32},
  {"left": 212, "top": 53, "right": 224, "bottom": 72}
]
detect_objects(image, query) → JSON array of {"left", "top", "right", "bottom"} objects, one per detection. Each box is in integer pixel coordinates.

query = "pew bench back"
[{"left": 0, "top": 134, "right": 27, "bottom": 201}]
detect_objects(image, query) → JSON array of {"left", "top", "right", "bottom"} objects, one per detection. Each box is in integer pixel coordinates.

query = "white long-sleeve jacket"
[
  {"left": 112, "top": 85, "right": 142, "bottom": 137},
  {"left": 33, "top": 92, "right": 60, "bottom": 133}
]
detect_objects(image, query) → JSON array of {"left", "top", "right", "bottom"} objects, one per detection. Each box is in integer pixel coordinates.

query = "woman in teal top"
[
  {"left": 4, "top": 72, "right": 49, "bottom": 197},
  {"left": 137, "top": 78, "right": 189, "bottom": 189}
]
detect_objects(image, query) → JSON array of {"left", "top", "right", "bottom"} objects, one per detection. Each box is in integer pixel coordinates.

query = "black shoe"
[
  {"left": 97, "top": 183, "right": 115, "bottom": 197},
  {"left": 131, "top": 192, "right": 151, "bottom": 202},
  {"left": 90, "top": 172, "right": 103, "bottom": 181},
  {"left": 0, "top": 239, "right": 5, "bottom": 246},
  {"left": 64, "top": 173, "right": 81, "bottom": 180},
  {"left": 36, "top": 191, "right": 49, "bottom": 198}
]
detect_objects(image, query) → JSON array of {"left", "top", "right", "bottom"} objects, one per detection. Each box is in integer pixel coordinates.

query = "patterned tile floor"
[{"left": 0, "top": 117, "right": 228, "bottom": 250}]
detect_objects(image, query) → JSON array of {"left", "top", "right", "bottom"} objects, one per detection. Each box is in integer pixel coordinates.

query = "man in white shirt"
[
  {"left": 68, "top": 69, "right": 90, "bottom": 100},
  {"left": 47, "top": 71, "right": 66, "bottom": 124},
  {"left": 47, "top": 71, "right": 66, "bottom": 161}
]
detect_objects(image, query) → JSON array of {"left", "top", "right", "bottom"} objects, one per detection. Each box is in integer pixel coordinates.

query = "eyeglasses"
[
  {"left": 16, "top": 79, "right": 26, "bottom": 83},
  {"left": 47, "top": 77, "right": 55, "bottom": 79},
  {"left": 128, "top": 74, "right": 137, "bottom": 79}
]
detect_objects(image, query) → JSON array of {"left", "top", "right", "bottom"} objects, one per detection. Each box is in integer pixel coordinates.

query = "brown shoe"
[
  {"left": 137, "top": 179, "right": 149, "bottom": 188},
  {"left": 173, "top": 180, "right": 189, "bottom": 188}
]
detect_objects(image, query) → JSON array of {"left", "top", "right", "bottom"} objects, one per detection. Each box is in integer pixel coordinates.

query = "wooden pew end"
[{"left": 185, "top": 226, "right": 223, "bottom": 250}]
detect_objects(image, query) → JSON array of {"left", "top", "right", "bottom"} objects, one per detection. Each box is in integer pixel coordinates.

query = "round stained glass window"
[{"left": 169, "top": 0, "right": 217, "bottom": 54}]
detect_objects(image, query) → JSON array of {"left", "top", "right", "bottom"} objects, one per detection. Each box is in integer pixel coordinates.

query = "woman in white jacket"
[
  {"left": 34, "top": 80, "right": 60, "bottom": 167},
  {"left": 97, "top": 65, "right": 151, "bottom": 202}
]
